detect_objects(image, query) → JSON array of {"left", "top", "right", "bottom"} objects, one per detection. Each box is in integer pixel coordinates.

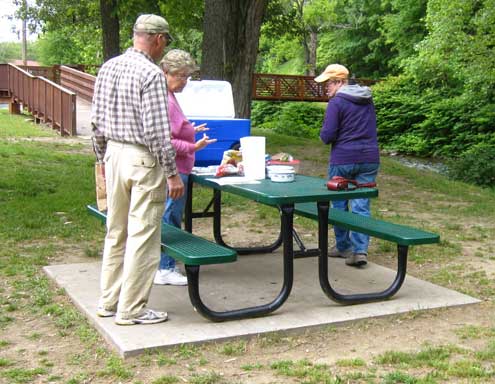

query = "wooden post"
[{"left": 9, "top": 99, "right": 21, "bottom": 114}]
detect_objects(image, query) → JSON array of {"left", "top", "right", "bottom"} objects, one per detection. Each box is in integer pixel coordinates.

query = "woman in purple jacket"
[
  {"left": 154, "top": 50, "right": 216, "bottom": 285},
  {"left": 314, "top": 64, "right": 380, "bottom": 267}
]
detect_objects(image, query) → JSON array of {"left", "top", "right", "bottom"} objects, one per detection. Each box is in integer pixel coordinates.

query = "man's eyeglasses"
[{"left": 159, "top": 33, "right": 173, "bottom": 44}]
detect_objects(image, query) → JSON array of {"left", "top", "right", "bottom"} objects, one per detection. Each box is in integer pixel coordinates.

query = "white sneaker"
[
  {"left": 115, "top": 308, "right": 168, "bottom": 325},
  {"left": 96, "top": 306, "right": 116, "bottom": 317},
  {"left": 154, "top": 268, "right": 187, "bottom": 286}
]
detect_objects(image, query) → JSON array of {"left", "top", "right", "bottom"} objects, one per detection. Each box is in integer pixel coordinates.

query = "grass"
[
  {"left": 1, "top": 110, "right": 495, "bottom": 382},
  {"left": 218, "top": 340, "right": 247, "bottom": 356}
]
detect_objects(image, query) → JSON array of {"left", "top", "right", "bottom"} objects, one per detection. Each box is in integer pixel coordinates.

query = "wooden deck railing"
[
  {"left": 16, "top": 65, "right": 59, "bottom": 83},
  {"left": 0, "top": 64, "right": 10, "bottom": 99},
  {"left": 8, "top": 64, "right": 77, "bottom": 136},
  {"left": 60, "top": 65, "right": 95, "bottom": 103},
  {"left": 0, "top": 63, "right": 381, "bottom": 135},
  {"left": 252, "top": 73, "right": 378, "bottom": 101},
  {"left": 252, "top": 73, "right": 328, "bottom": 102}
]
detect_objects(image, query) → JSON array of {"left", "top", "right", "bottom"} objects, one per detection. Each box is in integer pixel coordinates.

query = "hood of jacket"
[{"left": 335, "top": 84, "right": 373, "bottom": 105}]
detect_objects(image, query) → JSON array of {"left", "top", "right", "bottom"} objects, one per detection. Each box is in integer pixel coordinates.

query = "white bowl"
[
  {"left": 267, "top": 165, "right": 295, "bottom": 182},
  {"left": 266, "top": 165, "right": 293, "bottom": 178}
]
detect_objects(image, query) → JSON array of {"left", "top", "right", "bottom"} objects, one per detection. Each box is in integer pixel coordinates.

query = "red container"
[{"left": 266, "top": 159, "right": 300, "bottom": 173}]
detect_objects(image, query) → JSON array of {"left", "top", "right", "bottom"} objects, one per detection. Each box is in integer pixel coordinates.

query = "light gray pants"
[{"left": 99, "top": 140, "right": 166, "bottom": 319}]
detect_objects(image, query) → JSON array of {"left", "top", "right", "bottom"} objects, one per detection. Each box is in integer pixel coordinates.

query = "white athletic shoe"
[
  {"left": 115, "top": 308, "right": 168, "bottom": 325},
  {"left": 96, "top": 306, "right": 116, "bottom": 317},
  {"left": 153, "top": 268, "right": 187, "bottom": 286}
]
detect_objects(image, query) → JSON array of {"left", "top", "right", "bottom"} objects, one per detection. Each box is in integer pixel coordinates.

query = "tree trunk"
[
  {"left": 201, "top": 0, "right": 268, "bottom": 118},
  {"left": 302, "top": 34, "right": 310, "bottom": 75},
  {"left": 308, "top": 30, "right": 317, "bottom": 76},
  {"left": 100, "top": 0, "right": 120, "bottom": 62}
]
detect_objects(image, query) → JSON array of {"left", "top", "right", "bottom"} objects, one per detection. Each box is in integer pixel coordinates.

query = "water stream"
[{"left": 386, "top": 154, "right": 448, "bottom": 174}]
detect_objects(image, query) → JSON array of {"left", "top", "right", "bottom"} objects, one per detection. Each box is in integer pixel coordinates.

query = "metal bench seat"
[
  {"left": 294, "top": 202, "right": 439, "bottom": 246},
  {"left": 87, "top": 204, "right": 290, "bottom": 321},
  {"left": 293, "top": 202, "right": 440, "bottom": 305}
]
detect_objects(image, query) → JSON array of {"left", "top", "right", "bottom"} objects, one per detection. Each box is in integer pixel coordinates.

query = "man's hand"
[
  {"left": 167, "top": 174, "right": 185, "bottom": 200},
  {"left": 96, "top": 162, "right": 105, "bottom": 179}
]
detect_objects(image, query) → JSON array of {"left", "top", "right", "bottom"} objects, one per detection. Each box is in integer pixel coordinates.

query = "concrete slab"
[{"left": 44, "top": 252, "right": 480, "bottom": 357}]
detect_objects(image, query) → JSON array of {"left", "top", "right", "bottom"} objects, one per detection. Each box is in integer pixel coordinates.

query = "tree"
[
  {"left": 262, "top": 0, "right": 338, "bottom": 75},
  {"left": 19, "top": 0, "right": 103, "bottom": 65},
  {"left": 317, "top": 0, "right": 393, "bottom": 78},
  {"left": 100, "top": 0, "right": 120, "bottom": 61},
  {"left": 380, "top": 0, "right": 427, "bottom": 72},
  {"left": 201, "top": 0, "right": 268, "bottom": 118},
  {"left": 0, "top": 41, "right": 39, "bottom": 63},
  {"left": 18, "top": 0, "right": 201, "bottom": 64}
]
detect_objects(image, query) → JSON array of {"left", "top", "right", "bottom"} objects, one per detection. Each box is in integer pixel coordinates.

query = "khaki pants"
[{"left": 99, "top": 141, "right": 166, "bottom": 319}]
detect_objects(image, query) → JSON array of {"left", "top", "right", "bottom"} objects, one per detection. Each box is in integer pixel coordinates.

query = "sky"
[{"left": 0, "top": 0, "right": 36, "bottom": 43}]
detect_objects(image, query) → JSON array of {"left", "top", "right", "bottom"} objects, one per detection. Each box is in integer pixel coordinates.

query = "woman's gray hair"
[{"left": 160, "top": 49, "right": 198, "bottom": 74}]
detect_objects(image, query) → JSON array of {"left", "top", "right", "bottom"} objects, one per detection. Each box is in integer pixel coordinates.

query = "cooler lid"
[{"left": 174, "top": 80, "right": 235, "bottom": 119}]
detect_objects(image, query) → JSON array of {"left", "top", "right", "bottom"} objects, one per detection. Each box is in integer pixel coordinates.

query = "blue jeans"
[
  {"left": 328, "top": 163, "right": 379, "bottom": 254},
  {"left": 159, "top": 173, "right": 189, "bottom": 270}
]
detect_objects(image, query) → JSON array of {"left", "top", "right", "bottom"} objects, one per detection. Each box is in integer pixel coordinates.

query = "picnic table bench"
[
  {"left": 293, "top": 202, "right": 440, "bottom": 304},
  {"left": 87, "top": 204, "right": 290, "bottom": 322}
]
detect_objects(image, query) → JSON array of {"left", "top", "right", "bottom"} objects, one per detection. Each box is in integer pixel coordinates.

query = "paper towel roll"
[{"left": 240, "top": 136, "right": 266, "bottom": 180}]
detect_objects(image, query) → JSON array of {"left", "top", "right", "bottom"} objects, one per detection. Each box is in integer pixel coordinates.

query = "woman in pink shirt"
[{"left": 154, "top": 49, "right": 216, "bottom": 286}]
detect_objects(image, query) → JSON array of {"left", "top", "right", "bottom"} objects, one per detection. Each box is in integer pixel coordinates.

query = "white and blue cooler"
[{"left": 174, "top": 80, "right": 251, "bottom": 167}]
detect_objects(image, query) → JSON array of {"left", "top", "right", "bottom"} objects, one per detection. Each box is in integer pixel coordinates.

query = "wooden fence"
[{"left": 8, "top": 64, "right": 77, "bottom": 136}]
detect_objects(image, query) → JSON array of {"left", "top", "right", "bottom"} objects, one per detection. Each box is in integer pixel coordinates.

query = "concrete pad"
[{"left": 44, "top": 252, "right": 479, "bottom": 357}]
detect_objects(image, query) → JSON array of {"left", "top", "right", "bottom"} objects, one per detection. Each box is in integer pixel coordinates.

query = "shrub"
[
  {"left": 446, "top": 143, "right": 495, "bottom": 187},
  {"left": 251, "top": 101, "right": 325, "bottom": 139},
  {"left": 383, "top": 133, "right": 429, "bottom": 156},
  {"left": 251, "top": 101, "right": 283, "bottom": 126},
  {"left": 374, "top": 74, "right": 495, "bottom": 158}
]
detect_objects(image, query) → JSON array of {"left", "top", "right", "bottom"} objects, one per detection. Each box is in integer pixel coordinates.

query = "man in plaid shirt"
[{"left": 91, "top": 14, "right": 183, "bottom": 325}]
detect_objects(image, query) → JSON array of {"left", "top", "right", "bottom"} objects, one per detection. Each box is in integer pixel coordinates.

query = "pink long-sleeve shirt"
[{"left": 168, "top": 91, "right": 196, "bottom": 174}]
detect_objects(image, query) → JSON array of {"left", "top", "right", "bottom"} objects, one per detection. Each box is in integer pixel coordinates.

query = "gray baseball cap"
[{"left": 133, "top": 14, "right": 170, "bottom": 35}]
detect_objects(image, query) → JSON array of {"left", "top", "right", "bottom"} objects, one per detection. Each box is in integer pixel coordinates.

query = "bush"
[
  {"left": 383, "top": 133, "right": 429, "bottom": 156},
  {"left": 251, "top": 101, "right": 283, "bottom": 126},
  {"left": 446, "top": 143, "right": 495, "bottom": 187},
  {"left": 373, "top": 75, "right": 495, "bottom": 158},
  {"left": 251, "top": 101, "right": 325, "bottom": 139}
]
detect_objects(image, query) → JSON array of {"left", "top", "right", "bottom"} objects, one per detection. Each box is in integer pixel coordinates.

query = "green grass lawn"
[{"left": 1, "top": 109, "right": 495, "bottom": 383}]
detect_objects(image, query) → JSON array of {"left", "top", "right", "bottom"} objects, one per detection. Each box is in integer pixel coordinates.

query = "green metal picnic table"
[{"left": 184, "top": 173, "right": 379, "bottom": 320}]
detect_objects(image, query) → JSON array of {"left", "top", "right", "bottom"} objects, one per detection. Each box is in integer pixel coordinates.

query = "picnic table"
[
  {"left": 184, "top": 174, "right": 378, "bottom": 320},
  {"left": 88, "top": 172, "right": 439, "bottom": 322}
]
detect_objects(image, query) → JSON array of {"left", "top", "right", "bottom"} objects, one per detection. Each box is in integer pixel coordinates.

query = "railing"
[
  {"left": 16, "top": 65, "right": 59, "bottom": 83},
  {"left": 252, "top": 73, "right": 379, "bottom": 102},
  {"left": 52, "top": 66, "right": 380, "bottom": 103},
  {"left": 60, "top": 65, "right": 95, "bottom": 103},
  {"left": 0, "top": 64, "right": 10, "bottom": 98},
  {"left": 8, "top": 64, "right": 77, "bottom": 136},
  {"left": 0, "top": 64, "right": 381, "bottom": 136},
  {"left": 252, "top": 73, "right": 328, "bottom": 102}
]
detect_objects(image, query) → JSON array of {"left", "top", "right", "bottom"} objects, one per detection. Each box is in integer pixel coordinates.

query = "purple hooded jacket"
[{"left": 320, "top": 84, "right": 380, "bottom": 165}]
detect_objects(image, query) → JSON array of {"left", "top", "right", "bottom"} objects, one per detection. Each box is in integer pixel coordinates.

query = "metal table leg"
[
  {"left": 184, "top": 203, "right": 295, "bottom": 321},
  {"left": 317, "top": 201, "right": 408, "bottom": 304}
]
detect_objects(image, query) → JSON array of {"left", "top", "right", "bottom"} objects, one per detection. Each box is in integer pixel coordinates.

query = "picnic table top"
[{"left": 191, "top": 174, "right": 378, "bottom": 206}]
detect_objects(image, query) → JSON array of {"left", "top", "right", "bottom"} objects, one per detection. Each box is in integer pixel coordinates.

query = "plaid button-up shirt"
[{"left": 91, "top": 47, "right": 177, "bottom": 176}]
